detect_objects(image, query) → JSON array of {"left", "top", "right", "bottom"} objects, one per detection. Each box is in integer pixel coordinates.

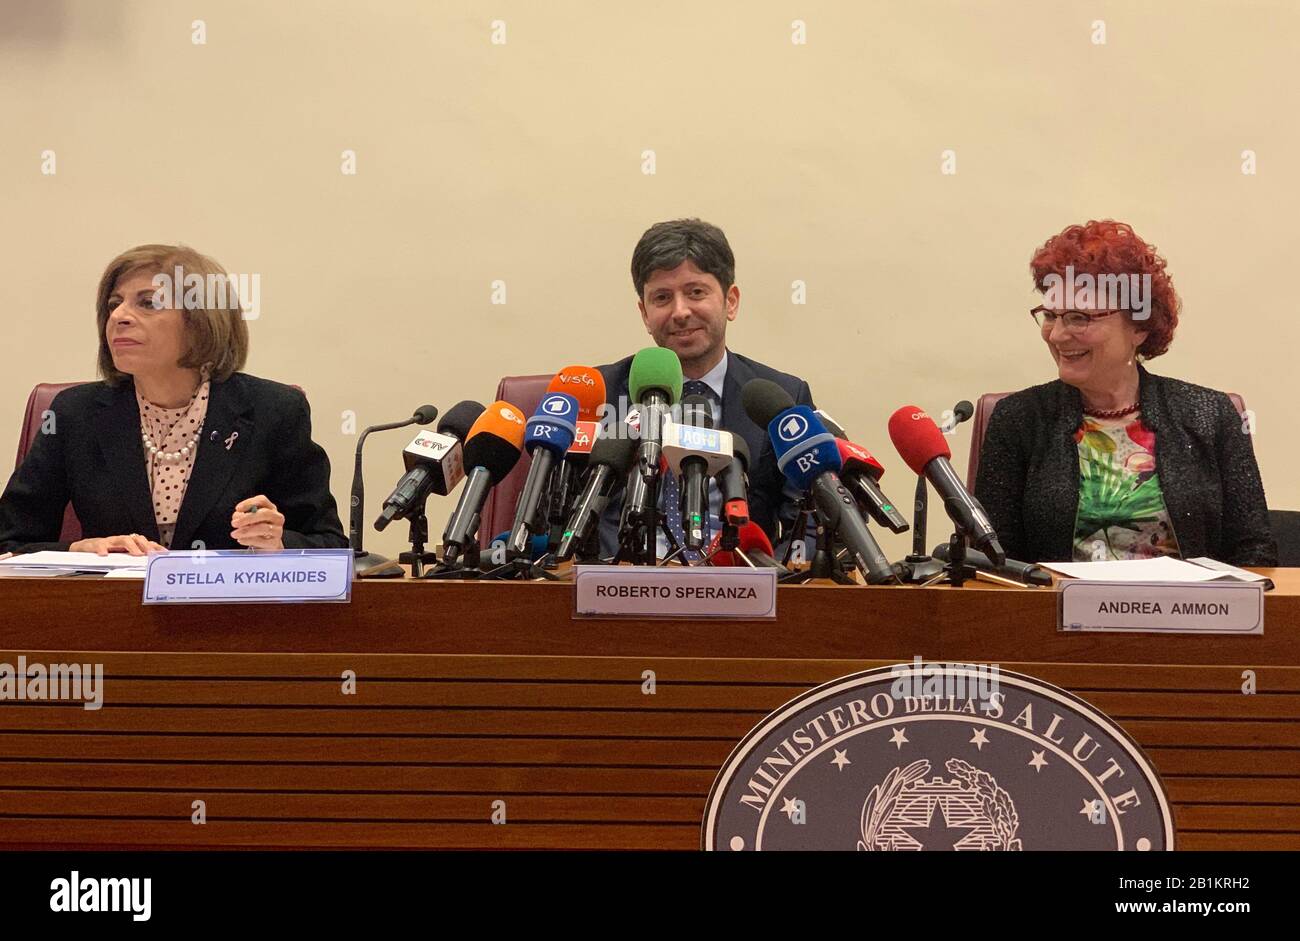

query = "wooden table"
[{"left": 0, "top": 571, "right": 1296, "bottom": 850}]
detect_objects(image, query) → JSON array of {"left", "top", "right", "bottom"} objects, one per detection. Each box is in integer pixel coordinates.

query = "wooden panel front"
[{"left": 0, "top": 573, "right": 1297, "bottom": 850}]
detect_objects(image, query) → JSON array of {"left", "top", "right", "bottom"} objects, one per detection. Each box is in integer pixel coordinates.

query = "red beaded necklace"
[{"left": 1085, "top": 402, "right": 1140, "bottom": 419}]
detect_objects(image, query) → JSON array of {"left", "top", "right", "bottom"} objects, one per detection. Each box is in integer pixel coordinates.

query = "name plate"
[
  {"left": 574, "top": 565, "right": 777, "bottom": 619},
  {"left": 1059, "top": 580, "right": 1263, "bottom": 635},
  {"left": 143, "top": 549, "right": 353, "bottom": 604}
]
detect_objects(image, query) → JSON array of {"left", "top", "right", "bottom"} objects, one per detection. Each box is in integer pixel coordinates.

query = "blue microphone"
[
  {"left": 763, "top": 403, "right": 896, "bottom": 584},
  {"left": 492, "top": 530, "right": 549, "bottom": 561},
  {"left": 508, "top": 392, "right": 579, "bottom": 557}
]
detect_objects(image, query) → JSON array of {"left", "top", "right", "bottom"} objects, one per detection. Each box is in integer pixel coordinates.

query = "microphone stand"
[
  {"left": 898, "top": 475, "right": 944, "bottom": 583},
  {"left": 778, "top": 495, "right": 857, "bottom": 586},
  {"left": 350, "top": 417, "right": 421, "bottom": 579},
  {"left": 702, "top": 521, "right": 755, "bottom": 567},
  {"left": 397, "top": 500, "right": 439, "bottom": 578},
  {"left": 614, "top": 472, "right": 681, "bottom": 566}
]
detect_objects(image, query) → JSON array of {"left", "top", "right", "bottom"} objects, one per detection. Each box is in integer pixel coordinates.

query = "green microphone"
[{"left": 622, "top": 347, "right": 683, "bottom": 525}]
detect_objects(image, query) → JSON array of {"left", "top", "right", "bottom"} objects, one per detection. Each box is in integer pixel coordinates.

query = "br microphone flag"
[
  {"left": 768, "top": 406, "right": 842, "bottom": 489},
  {"left": 547, "top": 366, "right": 606, "bottom": 422},
  {"left": 524, "top": 392, "right": 579, "bottom": 455}
]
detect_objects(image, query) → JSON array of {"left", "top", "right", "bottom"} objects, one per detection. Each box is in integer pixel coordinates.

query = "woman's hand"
[
  {"left": 69, "top": 535, "right": 167, "bottom": 556},
  {"left": 231, "top": 495, "right": 286, "bottom": 550}
]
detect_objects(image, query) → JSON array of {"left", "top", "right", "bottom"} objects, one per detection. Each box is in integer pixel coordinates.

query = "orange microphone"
[
  {"left": 547, "top": 366, "right": 607, "bottom": 422},
  {"left": 441, "top": 401, "right": 526, "bottom": 564}
]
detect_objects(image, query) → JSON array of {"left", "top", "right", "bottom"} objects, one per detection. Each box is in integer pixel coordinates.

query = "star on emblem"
[
  {"left": 1028, "top": 750, "right": 1048, "bottom": 772},
  {"left": 969, "top": 728, "right": 989, "bottom": 751},
  {"left": 831, "top": 748, "right": 850, "bottom": 771},
  {"left": 1080, "top": 798, "right": 1102, "bottom": 818},
  {"left": 780, "top": 797, "right": 801, "bottom": 821},
  {"left": 889, "top": 728, "right": 909, "bottom": 750}
]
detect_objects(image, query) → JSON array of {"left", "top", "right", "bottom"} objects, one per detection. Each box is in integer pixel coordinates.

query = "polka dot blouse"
[{"left": 137, "top": 381, "right": 211, "bottom": 549}]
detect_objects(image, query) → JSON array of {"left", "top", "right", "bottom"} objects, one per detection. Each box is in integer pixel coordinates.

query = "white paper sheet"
[
  {"left": 1038, "top": 556, "right": 1236, "bottom": 583},
  {"left": 0, "top": 550, "right": 152, "bottom": 571}
]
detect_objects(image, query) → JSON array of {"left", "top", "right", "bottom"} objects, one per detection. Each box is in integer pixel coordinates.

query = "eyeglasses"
[{"left": 1030, "top": 306, "right": 1119, "bottom": 332}]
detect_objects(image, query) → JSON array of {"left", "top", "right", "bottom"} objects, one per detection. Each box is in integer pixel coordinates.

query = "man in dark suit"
[{"left": 595, "top": 219, "right": 815, "bottom": 559}]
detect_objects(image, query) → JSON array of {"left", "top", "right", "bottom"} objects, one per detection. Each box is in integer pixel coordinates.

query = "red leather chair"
[
  {"left": 477, "top": 374, "right": 554, "bottom": 549},
  {"left": 966, "top": 390, "right": 1246, "bottom": 489},
  {"left": 14, "top": 381, "right": 89, "bottom": 543}
]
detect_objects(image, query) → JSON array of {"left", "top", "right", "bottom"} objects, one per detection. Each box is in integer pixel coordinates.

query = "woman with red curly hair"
[{"left": 974, "top": 220, "right": 1275, "bottom": 565}]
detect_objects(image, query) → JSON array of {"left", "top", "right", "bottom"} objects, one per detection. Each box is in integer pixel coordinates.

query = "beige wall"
[{"left": 2, "top": 0, "right": 1297, "bottom": 563}]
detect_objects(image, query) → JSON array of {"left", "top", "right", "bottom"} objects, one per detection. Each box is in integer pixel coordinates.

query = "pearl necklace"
[{"left": 142, "top": 420, "right": 203, "bottom": 462}]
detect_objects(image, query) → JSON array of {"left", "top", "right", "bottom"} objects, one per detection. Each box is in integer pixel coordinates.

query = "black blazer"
[
  {"left": 0, "top": 372, "right": 347, "bottom": 555},
  {"left": 973, "top": 365, "right": 1276, "bottom": 566},
  {"left": 594, "top": 349, "right": 815, "bottom": 556}
]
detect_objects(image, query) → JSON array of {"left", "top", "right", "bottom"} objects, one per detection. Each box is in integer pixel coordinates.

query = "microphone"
[
  {"left": 349, "top": 404, "right": 437, "bottom": 561},
  {"left": 661, "top": 394, "right": 734, "bottom": 549},
  {"left": 620, "top": 347, "right": 684, "bottom": 530},
  {"left": 441, "top": 401, "right": 527, "bottom": 565},
  {"left": 558, "top": 434, "right": 638, "bottom": 560},
  {"left": 932, "top": 543, "right": 1052, "bottom": 587},
  {"left": 506, "top": 389, "right": 579, "bottom": 557},
  {"left": 709, "top": 521, "right": 789, "bottom": 575},
  {"left": 835, "top": 439, "right": 910, "bottom": 535},
  {"left": 888, "top": 405, "right": 1005, "bottom": 566},
  {"left": 541, "top": 367, "right": 608, "bottom": 546},
  {"left": 943, "top": 399, "right": 975, "bottom": 433},
  {"left": 743, "top": 380, "right": 897, "bottom": 585},
  {"left": 717, "top": 435, "right": 751, "bottom": 527},
  {"left": 373, "top": 402, "right": 481, "bottom": 532}
]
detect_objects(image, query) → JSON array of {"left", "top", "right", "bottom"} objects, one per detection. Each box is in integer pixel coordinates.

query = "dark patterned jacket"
[{"left": 973, "top": 365, "right": 1276, "bottom": 566}]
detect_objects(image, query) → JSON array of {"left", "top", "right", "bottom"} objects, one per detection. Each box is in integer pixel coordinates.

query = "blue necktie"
[{"left": 662, "top": 380, "right": 716, "bottom": 559}]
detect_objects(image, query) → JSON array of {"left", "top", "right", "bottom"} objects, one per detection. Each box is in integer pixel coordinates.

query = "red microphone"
[
  {"left": 887, "top": 406, "right": 1004, "bottom": 565},
  {"left": 708, "top": 521, "right": 788, "bottom": 574},
  {"left": 835, "top": 439, "right": 909, "bottom": 534}
]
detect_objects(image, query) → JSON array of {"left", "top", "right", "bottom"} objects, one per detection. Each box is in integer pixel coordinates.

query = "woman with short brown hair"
[{"left": 0, "top": 244, "right": 346, "bottom": 555}]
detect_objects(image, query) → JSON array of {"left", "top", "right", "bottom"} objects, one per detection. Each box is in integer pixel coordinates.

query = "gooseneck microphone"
[
  {"left": 350, "top": 404, "right": 437, "bottom": 565},
  {"left": 888, "top": 405, "right": 1005, "bottom": 566},
  {"left": 441, "top": 402, "right": 527, "bottom": 566},
  {"left": 743, "top": 380, "right": 897, "bottom": 585}
]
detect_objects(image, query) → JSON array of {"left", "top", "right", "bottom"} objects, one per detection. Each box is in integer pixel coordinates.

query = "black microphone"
[
  {"left": 441, "top": 401, "right": 526, "bottom": 566},
  {"left": 350, "top": 405, "right": 437, "bottom": 557},
  {"left": 717, "top": 436, "right": 751, "bottom": 527},
  {"left": 558, "top": 434, "right": 638, "bottom": 561},
  {"left": 889, "top": 405, "right": 1005, "bottom": 567},
  {"left": 933, "top": 544, "right": 1052, "bottom": 587},
  {"left": 676, "top": 393, "right": 716, "bottom": 549},
  {"left": 373, "top": 401, "right": 481, "bottom": 532},
  {"left": 744, "top": 380, "right": 897, "bottom": 585}
]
